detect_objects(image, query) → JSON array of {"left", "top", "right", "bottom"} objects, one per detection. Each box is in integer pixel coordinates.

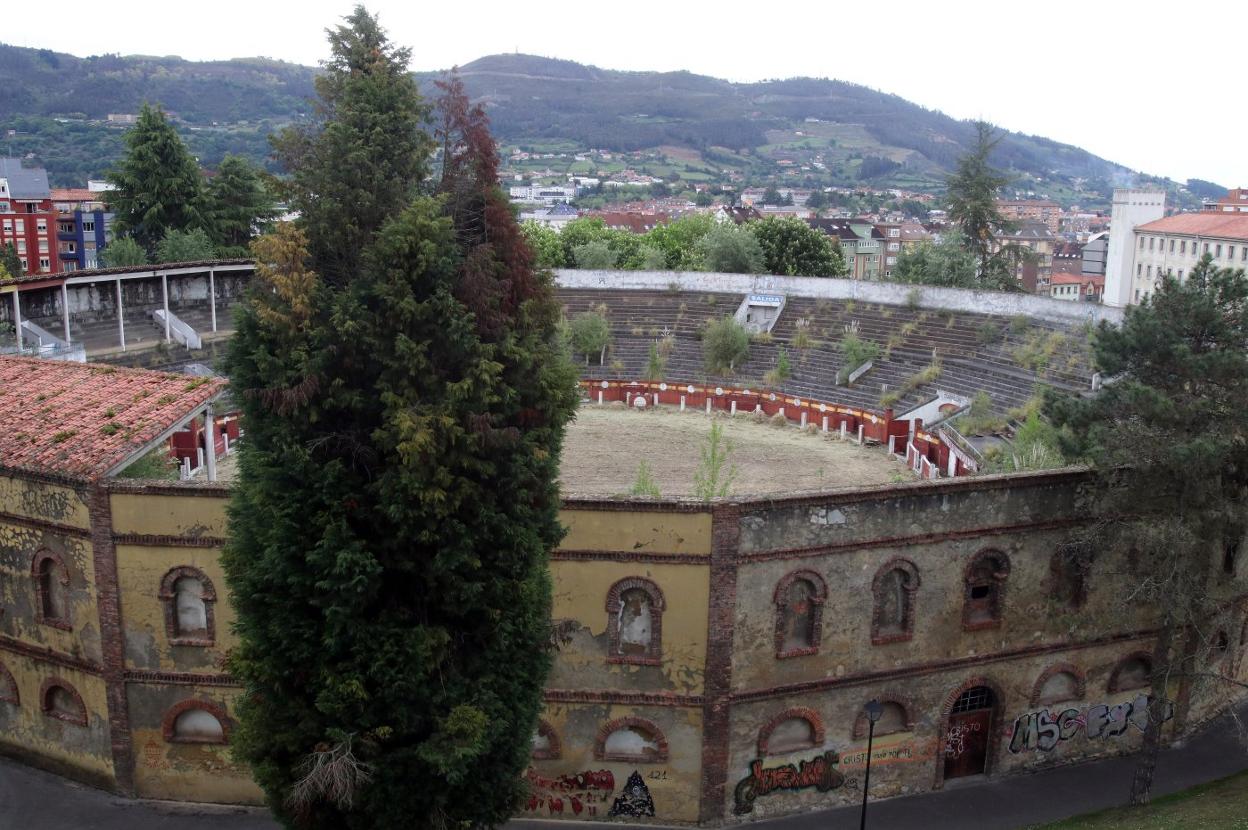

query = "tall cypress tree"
[
  {"left": 224, "top": 10, "right": 577, "bottom": 829},
  {"left": 271, "top": 7, "right": 432, "bottom": 286},
  {"left": 107, "top": 103, "right": 206, "bottom": 254}
]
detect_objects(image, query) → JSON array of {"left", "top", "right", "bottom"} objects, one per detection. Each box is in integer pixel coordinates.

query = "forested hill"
[{"left": 0, "top": 44, "right": 1160, "bottom": 201}]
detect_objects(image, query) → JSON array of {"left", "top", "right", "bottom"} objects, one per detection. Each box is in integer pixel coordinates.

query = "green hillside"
[{"left": 0, "top": 45, "right": 1205, "bottom": 207}]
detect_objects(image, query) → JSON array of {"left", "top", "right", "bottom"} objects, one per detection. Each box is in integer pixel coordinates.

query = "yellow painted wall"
[
  {"left": 524, "top": 702, "right": 703, "bottom": 824},
  {"left": 0, "top": 653, "right": 113, "bottom": 786},
  {"left": 560, "top": 509, "right": 711, "bottom": 556},
  {"left": 115, "top": 545, "right": 235, "bottom": 672},
  {"left": 110, "top": 492, "right": 228, "bottom": 538},
  {"left": 128, "top": 684, "right": 263, "bottom": 804},
  {"left": 0, "top": 521, "right": 100, "bottom": 665},
  {"left": 0, "top": 473, "right": 91, "bottom": 531},
  {"left": 547, "top": 560, "right": 709, "bottom": 696}
]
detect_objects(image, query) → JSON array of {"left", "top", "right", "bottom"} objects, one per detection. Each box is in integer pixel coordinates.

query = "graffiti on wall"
[
  {"left": 608, "top": 771, "right": 656, "bottom": 818},
  {"left": 1008, "top": 694, "right": 1175, "bottom": 754},
  {"left": 732, "top": 750, "right": 846, "bottom": 815},
  {"left": 523, "top": 769, "right": 615, "bottom": 817},
  {"left": 943, "top": 721, "right": 983, "bottom": 758},
  {"left": 837, "top": 738, "right": 937, "bottom": 770}
]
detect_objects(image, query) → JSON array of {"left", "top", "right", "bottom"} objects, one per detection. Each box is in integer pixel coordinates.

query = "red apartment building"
[{"left": 0, "top": 159, "right": 59, "bottom": 275}]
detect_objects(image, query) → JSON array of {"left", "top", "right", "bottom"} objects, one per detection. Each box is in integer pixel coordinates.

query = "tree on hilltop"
[
  {"left": 946, "top": 121, "right": 1020, "bottom": 288},
  {"left": 1047, "top": 254, "right": 1248, "bottom": 806},
  {"left": 224, "top": 9, "right": 577, "bottom": 829},
  {"left": 107, "top": 103, "right": 206, "bottom": 254}
]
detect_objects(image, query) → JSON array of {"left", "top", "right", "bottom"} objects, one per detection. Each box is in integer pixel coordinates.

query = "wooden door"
[{"left": 943, "top": 708, "right": 992, "bottom": 780}]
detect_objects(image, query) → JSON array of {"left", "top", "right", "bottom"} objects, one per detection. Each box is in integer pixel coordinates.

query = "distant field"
[{"left": 558, "top": 403, "right": 908, "bottom": 499}]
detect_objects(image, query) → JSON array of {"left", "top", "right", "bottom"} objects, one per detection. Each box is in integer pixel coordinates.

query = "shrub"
[
  {"left": 838, "top": 332, "right": 880, "bottom": 383},
  {"left": 693, "top": 421, "right": 737, "bottom": 500},
  {"left": 905, "top": 288, "right": 922, "bottom": 310},
  {"left": 702, "top": 316, "right": 750, "bottom": 374},
  {"left": 976, "top": 322, "right": 1000, "bottom": 344},
  {"left": 645, "top": 342, "right": 665, "bottom": 380},
  {"left": 568, "top": 310, "right": 610, "bottom": 365},
  {"left": 629, "top": 460, "right": 662, "bottom": 498}
]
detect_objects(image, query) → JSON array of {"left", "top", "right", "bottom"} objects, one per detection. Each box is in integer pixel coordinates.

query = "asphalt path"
[{"left": 2, "top": 703, "right": 1246, "bottom": 830}]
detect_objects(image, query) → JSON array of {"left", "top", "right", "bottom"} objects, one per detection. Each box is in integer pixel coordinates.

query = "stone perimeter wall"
[
  {"left": 555, "top": 269, "right": 1125, "bottom": 327},
  {"left": 0, "top": 466, "right": 1243, "bottom": 825}
]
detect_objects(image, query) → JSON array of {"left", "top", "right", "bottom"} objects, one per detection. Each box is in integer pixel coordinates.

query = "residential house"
[
  {"left": 0, "top": 158, "right": 59, "bottom": 275},
  {"left": 808, "top": 218, "right": 885, "bottom": 279},
  {"left": 998, "top": 221, "right": 1056, "bottom": 293},
  {"left": 1048, "top": 270, "right": 1104, "bottom": 303},
  {"left": 997, "top": 199, "right": 1062, "bottom": 233},
  {"left": 50, "top": 188, "right": 112, "bottom": 271},
  {"left": 1202, "top": 188, "right": 1248, "bottom": 213}
]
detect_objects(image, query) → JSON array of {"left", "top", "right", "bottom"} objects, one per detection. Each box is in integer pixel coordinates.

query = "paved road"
[{"left": 3, "top": 704, "right": 1247, "bottom": 830}]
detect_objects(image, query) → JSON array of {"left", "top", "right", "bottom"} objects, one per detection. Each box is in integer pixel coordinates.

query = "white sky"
[{"left": 5, "top": 0, "right": 1242, "bottom": 186}]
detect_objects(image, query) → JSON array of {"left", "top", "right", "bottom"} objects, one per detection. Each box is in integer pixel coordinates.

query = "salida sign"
[{"left": 732, "top": 750, "right": 846, "bottom": 815}]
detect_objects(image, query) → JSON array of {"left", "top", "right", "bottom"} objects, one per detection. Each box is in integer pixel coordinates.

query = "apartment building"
[
  {"left": 0, "top": 159, "right": 59, "bottom": 275},
  {"left": 1128, "top": 213, "right": 1248, "bottom": 303}
]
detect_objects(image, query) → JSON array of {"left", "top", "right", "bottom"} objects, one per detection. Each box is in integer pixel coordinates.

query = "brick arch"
[
  {"left": 161, "top": 698, "right": 231, "bottom": 744},
  {"left": 1108, "top": 651, "right": 1154, "bottom": 693},
  {"left": 1030, "top": 662, "right": 1087, "bottom": 707},
  {"left": 158, "top": 565, "right": 217, "bottom": 646},
  {"left": 757, "top": 706, "right": 825, "bottom": 756},
  {"left": 532, "top": 719, "right": 561, "bottom": 760},
  {"left": 31, "top": 549, "right": 71, "bottom": 631},
  {"left": 933, "top": 675, "right": 1006, "bottom": 789},
  {"left": 605, "top": 577, "right": 665, "bottom": 665},
  {"left": 0, "top": 661, "right": 18, "bottom": 705},
  {"left": 594, "top": 716, "right": 669, "bottom": 763},
  {"left": 39, "top": 677, "right": 87, "bottom": 726},
  {"left": 870, "top": 558, "right": 921, "bottom": 645},
  {"left": 773, "top": 569, "right": 828, "bottom": 658},
  {"left": 962, "top": 548, "right": 1011, "bottom": 631},
  {"left": 852, "top": 693, "right": 917, "bottom": 740}
]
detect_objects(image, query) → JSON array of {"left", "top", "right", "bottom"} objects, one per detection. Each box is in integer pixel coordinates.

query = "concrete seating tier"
[{"left": 557, "top": 288, "right": 1097, "bottom": 422}]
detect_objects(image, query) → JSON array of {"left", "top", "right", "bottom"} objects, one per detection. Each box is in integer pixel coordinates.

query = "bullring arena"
[{"left": 0, "top": 262, "right": 1244, "bottom": 826}]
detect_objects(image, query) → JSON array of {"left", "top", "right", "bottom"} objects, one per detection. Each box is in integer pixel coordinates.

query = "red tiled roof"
[
  {"left": 1135, "top": 213, "right": 1248, "bottom": 239},
  {"left": 0, "top": 357, "right": 226, "bottom": 481},
  {"left": 1049, "top": 272, "right": 1104, "bottom": 286},
  {"left": 50, "top": 188, "right": 100, "bottom": 202}
]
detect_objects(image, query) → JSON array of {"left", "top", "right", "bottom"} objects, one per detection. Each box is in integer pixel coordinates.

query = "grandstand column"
[
  {"left": 161, "top": 273, "right": 171, "bottom": 343},
  {"left": 204, "top": 404, "right": 217, "bottom": 482},
  {"left": 61, "top": 283, "right": 70, "bottom": 344},
  {"left": 209, "top": 268, "right": 217, "bottom": 332},
  {"left": 10, "top": 289, "right": 21, "bottom": 351},
  {"left": 115, "top": 278, "right": 126, "bottom": 351}
]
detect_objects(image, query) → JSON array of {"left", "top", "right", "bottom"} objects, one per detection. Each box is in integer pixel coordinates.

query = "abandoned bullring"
[{"left": 0, "top": 263, "right": 1244, "bottom": 826}]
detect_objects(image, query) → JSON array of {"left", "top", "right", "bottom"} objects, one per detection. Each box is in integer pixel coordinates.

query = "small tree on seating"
[
  {"left": 702, "top": 316, "right": 750, "bottom": 375},
  {"left": 569, "top": 308, "right": 611, "bottom": 365}
]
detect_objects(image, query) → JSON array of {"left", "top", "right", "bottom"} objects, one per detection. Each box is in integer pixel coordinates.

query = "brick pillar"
[
  {"left": 89, "top": 484, "right": 135, "bottom": 795},
  {"left": 699, "top": 503, "right": 741, "bottom": 824}
]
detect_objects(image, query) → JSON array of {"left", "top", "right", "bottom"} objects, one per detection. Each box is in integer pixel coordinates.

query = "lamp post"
[{"left": 860, "top": 699, "right": 884, "bottom": 830}]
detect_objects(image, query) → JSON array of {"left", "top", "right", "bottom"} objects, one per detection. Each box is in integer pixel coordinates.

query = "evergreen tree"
[
  {"left": 224, "top": 14, "right": 577, "bottom": 828},
  {"left": 1047, "top": 255, "right": 1248, "bottom": 805},
  {"left": 206, "top": 154, "right": 279, "bottom": 256},
  {"left": 946, "top": 122, "right": 1015, "bottom": 281},
  {"left": 1, "top": 243, "right": 22, "bottom": 277},
  {"left": 271, "top": 7, "right": 432, "bottom": 285},
  {"left": 107, "top": 103, "right": 206, "bottom": 254}
]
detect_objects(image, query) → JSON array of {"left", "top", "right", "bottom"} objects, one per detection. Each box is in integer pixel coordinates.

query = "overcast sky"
[{"left": 6, "top": 0, "right": 1242, "bottom": 187}]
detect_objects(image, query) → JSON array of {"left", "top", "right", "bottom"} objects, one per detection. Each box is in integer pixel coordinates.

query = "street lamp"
[{"left": 860, "top": 699, "right": 884, "bottom": 830}]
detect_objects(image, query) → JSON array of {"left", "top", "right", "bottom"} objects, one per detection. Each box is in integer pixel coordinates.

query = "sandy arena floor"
[
  {"left": 203, "top": 404, "right": 910, "bottom": 498},
  {"left": 558, "top": 403, "right": 909, "bottom": 499}
]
